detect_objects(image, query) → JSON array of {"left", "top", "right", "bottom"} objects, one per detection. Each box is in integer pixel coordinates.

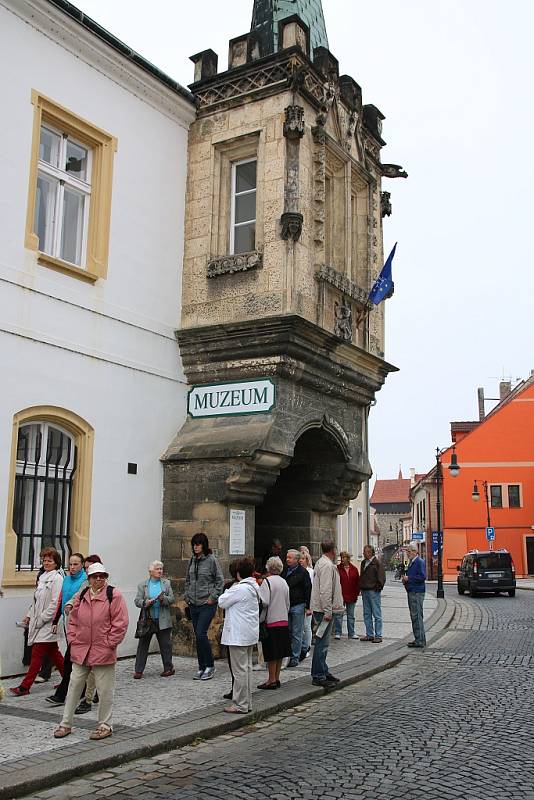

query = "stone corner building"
[{"left": 163, "top": 1, "right": 403, "bottom": 607}]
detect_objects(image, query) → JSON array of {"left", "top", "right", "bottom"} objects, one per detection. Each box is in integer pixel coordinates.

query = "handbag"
[
  {"left": 258, "top": 578, "right": 270, "bottom": 642},
  {"left": 135, "top": 604, "right": 155, "bottom": 639}
]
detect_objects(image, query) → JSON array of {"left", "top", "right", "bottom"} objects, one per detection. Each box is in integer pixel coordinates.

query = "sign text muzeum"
[{"left": 188, "top": 379, "right": 275, "bottom": 418}]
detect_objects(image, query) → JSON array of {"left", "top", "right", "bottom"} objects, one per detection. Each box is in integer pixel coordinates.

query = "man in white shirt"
[{"left": 310, "top": 539, "right": 344, "bottom": 689}]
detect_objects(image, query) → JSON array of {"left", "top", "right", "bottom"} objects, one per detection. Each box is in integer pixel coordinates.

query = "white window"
[
  {"left": 34, "top": 124, "right": 92, "bottom": 267},
  {"left": 230, "top": 158, "right": 256, "bottom": 254},
  {"left": 357, "top": 509, "right": 364, "bottom": 559},
  {"left": 13, "top": 422, "right": 76, "bottom": 570}
]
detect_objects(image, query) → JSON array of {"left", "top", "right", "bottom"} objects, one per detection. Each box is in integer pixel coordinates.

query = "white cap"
[{"left": 87, "top": 563, "right": 108, "bottom": 578}]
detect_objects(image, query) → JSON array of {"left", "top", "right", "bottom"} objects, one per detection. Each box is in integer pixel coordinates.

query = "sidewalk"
[
  {"left": 517, "top": 579, "right": 534, "bottom": 591},
  {"left": 0, "top": 585, "right": 452, "bottom": 799}
]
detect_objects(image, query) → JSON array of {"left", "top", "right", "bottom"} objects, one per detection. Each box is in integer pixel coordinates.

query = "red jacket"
[{"left": 337, "top": 563, "right": 360, "bottom": 603}]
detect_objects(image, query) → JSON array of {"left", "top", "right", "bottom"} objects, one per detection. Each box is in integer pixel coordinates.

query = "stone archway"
[{"left": 255, "top": 425, "right": 360, "bottom": 562}]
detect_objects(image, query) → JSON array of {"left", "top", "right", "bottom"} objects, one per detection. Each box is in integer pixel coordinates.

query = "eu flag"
[{"left": 368, "top": 243, "right": 397, "bottom": 305}]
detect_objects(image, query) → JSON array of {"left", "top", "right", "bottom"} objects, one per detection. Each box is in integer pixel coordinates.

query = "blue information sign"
[
  {"left": 432, "top": 531, "right": 440, "bottom": 557},
  {"left": 412, "top": 531, "right": 424, "bottom": 541},
  {"left": 486, "top": 527, "right": 495, "bottom": 541}
]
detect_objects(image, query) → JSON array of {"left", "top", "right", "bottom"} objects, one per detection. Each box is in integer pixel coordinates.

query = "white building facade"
[{"left": 0, "top": 0, "right": 195, "bottom": 676}]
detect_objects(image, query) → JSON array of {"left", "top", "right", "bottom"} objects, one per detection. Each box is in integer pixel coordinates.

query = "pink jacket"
[{"left": 68, "top": 585, "right": 129, "bottom": 666}]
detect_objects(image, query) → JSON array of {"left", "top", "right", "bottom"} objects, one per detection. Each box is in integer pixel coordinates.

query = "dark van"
[{"left": 457, "top": 550, "right": 516, "bottom": 597}]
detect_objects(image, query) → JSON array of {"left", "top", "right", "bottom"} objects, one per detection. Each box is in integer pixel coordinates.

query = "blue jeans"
[
  {"left": 288, "top": 603, "right": 306, "bottom": 662},
  {"left": 311, "top": 611, "right": 333, "bottom": 680},
  {"left": 407, "top": 592, "right": 426, "bottom": 646},
  {"left": 189, "top": 603, "right": 217, "bottom": 670},
  {"left": 361, "top": 590, "right": 383, "bottom": 638},
  {"left": 334, "top": 601, "right": 356, "bottom": 637}
]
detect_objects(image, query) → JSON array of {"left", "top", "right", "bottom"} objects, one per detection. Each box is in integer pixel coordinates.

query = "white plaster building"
[{"left": 0, "top": 0, "right": 195, "bottom": 676}]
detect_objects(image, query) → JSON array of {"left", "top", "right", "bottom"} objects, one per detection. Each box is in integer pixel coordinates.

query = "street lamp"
[
  {"left": 472, "top": 479, "right": 492, "bottom": 543},
  {"left": 435, "top": 445, "right": 461, "bottom": 599}
]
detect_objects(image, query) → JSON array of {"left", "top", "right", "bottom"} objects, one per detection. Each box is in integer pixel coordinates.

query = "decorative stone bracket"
[
  {"left": 207, "top": 250, "right": 263, "bottom": 278},
  {"left": 315, "top": 265, "right": 372, "bottom": 308},
  {"left": 280, "top": 211, "right": 303, "bottom": 242}
]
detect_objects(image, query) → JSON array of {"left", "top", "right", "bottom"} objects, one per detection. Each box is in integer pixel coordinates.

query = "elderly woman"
[
  {"left": 54, "top": 562, "right": 128, "bottom": 741},
  {"left": 133, "top": 560, "right": 175, "bottom": 679},
  {"left": 299, "top": 550, "right": 314, "bottom": 659},
  {"left": 218, "top": 557, "right": 259, "bottom": 714},
  {"left": 257, "top": 556, "right": 290, "bottom": 689},
  {"left": 185, "top": 533, "right": 224, "bottom": 681},
  {"left": 10, "top": 547, "right": 64, "bottom": 696},
  {"left": 334, "top": 551, "right": 360, "bottom": 640}
]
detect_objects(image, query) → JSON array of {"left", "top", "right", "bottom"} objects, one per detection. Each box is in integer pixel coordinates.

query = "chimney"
[
  {"left": 410, "top": 467, "right": 416, "bottom": 486},
  {"left": 499, "top": 380, "right": 512, "bottom": 401},
  {"left": 477, "top": 387, "right": 485, "bottom": 421}
]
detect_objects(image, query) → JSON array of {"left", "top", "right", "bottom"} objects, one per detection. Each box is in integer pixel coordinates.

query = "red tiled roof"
[{"left": 370, "top": 478, "right": 411, "bottom": 505}]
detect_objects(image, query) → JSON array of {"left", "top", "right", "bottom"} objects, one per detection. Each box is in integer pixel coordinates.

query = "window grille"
[{"left": 13, "top": 422, "right": 77, "bottom": 570}]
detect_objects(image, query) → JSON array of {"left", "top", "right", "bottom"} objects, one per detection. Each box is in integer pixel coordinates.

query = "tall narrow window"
[
  {"left": 230, "top": 158, "right": 256, "bottom": 254},
  {"left": 34, "top": 125, "right": 92, "bottom": 267},
  {"left": 13, "top": 422, "right": 77, "bottom": 570},
  {"left": 508, "top": 484, "right": 521, "bottom": 508},
  {"left": 490, "top": 485, "right": 503, "bottom": 508}
]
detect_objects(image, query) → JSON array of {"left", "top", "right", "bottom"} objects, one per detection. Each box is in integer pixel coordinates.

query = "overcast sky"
[{"left": 76, "top": 0, "right": 534, "bottom": 481}]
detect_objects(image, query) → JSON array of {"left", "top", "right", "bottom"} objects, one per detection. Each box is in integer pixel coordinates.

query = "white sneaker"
[
  {"left": 334, "top": 634, "right": 341, "bottom": 640},
  {"left": 351, "top": 634, "right": 359, "bottom": 639},
  {"left": 200, "top": 667, "right": 215, "bottom": 681},
  {"left": 34, "top": 676, "right": 48, "bottom": 683},
  {"left": 193, "top": 670, "right": 204, "bottom": 680}
]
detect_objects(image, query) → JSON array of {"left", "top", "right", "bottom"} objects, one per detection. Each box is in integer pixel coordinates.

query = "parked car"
[{"left": 457, "top": 550, "right": 516, "bottom": 597}]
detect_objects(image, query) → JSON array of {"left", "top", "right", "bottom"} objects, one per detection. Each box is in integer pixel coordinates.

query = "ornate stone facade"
[{"left": 164, "top": 4, "right": 403, "bottom": 651}]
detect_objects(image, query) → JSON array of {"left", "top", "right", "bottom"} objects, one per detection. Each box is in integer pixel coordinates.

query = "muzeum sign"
[{"left": 187, "top": 379, "right": 276, "bottom": 418}]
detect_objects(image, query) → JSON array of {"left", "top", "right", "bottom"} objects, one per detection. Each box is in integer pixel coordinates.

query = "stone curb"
[{"left": 0, "top": 596, "right": 455, "bottom": 800}]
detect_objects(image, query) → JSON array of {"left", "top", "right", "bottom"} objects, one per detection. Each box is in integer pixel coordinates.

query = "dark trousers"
[
  {"left": 53, "top": 643, "right": 73, "bottom": 701},
  {"left": 134, "top": 620, "right": 173, "bottom": 673},
  {"left": 189, "top": 603, "right": 217, "bottom": 670},
  {"left": 20, "top": 642, "right": 64, "bottom": 691}
]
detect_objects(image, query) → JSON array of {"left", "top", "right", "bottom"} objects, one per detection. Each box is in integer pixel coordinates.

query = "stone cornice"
[
  {"left": 3, "top": 0, "right": 196, "bottom": 127},
  {"left": 176, "top": 315, "right": 397, "bottom": 405},
  {"left": 207, "top": 250, "right": 263, "bottom": 278}
]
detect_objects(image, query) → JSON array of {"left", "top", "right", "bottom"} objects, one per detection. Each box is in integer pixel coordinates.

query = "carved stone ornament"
[
  {"left": 283, "top": 105, "right": 305, "bottom": 139},
  {"left": 380, "top": 163, "right": 408, "bottom": 179},
  {"left": 334, "top": 299, "right": 353, "bottom": 342},
  {"left": 315, "top": 265, "right": 371, "bottom": 308},
  {"left": 381, "top": 191, "right": 392, "bottom": 218},
  {"left": 280, "top": 211, "right": 303, "bottom": 242},
  {"left": 207, "top": 250, "right": 263, "bottom": 278}
]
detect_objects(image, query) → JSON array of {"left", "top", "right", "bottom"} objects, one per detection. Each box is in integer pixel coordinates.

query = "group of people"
[{"left": 7, "top": 533, "right": 427, "bottom": 726}]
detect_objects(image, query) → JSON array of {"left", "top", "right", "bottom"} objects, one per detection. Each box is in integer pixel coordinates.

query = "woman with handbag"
[
  {"left": 133, "top": 560, "right": 175, "bottom": 679},
  {"left": 257, "top": 556, "right": 291, "bottom": 690}
]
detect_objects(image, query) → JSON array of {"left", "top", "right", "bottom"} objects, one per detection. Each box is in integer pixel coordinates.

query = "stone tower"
[{"left": 163, "top": 1, "right": 404, "bottom": 602}]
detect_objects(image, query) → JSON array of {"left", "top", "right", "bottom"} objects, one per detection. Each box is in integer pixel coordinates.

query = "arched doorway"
[{"left": 255, "top": 425, "right": 357, "bottom": 563}]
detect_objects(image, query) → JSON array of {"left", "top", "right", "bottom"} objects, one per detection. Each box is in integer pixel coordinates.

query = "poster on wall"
[{"left": 229, "top": 509, "right": 246, "bottom": 555}]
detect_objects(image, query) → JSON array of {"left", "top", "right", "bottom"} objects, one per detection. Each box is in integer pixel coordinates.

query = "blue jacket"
[{"left": 406, "top": 556, "right": 426, "bottom": 593}]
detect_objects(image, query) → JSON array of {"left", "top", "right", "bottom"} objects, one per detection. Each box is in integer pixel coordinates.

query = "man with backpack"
[{"left": 53, "top": 563, "right": 129, "bottom": 741}]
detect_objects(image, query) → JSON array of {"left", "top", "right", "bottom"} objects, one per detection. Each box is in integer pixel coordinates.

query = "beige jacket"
[
  {"left": 310, "top": 555, "right": 344, "bottom": 616},
  {"left": 27, "top": 570, "right": 63, "bottom": 645}
]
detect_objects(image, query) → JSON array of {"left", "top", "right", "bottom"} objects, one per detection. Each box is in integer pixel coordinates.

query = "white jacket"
[
  {"left": 218, "top": 577, "right": 259, "bottom": 646},
  {"left": 27, "top": 570, "right": 63, "bottom": 645},
  {"left": 310, "top": 555, "right": 344, "bottom": 616}
]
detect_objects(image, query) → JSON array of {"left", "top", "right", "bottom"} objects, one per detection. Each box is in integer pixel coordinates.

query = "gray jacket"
[
  {"left": 134, "top": 578, "right": 174, "bottom": 630},
  {"left": 185, "top": 554, "right": 224, "bottom": 606}
]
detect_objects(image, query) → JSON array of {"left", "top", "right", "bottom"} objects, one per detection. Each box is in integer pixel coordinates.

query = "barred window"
[{"left": 13, "top": 422, "right": 77, "bottom": 570}]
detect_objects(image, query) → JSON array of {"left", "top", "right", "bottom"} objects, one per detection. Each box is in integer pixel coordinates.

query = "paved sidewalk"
[{"left": 0, "top": 584, "right": 450, "bottom": 799}]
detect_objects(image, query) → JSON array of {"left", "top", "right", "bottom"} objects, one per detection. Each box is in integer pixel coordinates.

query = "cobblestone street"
[{"left": 21, "top": 589, "right": 534, "bottom": 800}]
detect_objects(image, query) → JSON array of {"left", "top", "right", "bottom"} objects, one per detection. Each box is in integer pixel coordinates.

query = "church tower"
[{"left": 163, "top": 0, "right": 405, "bottom": 617}]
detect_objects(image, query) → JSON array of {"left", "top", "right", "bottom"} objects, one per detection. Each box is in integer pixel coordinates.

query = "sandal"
[
  {"left": 53, "top": 726, "right": 72, "bottom": 739},
  {"left": 89, "top": 725, "right": 112, "bottom": 740}
]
